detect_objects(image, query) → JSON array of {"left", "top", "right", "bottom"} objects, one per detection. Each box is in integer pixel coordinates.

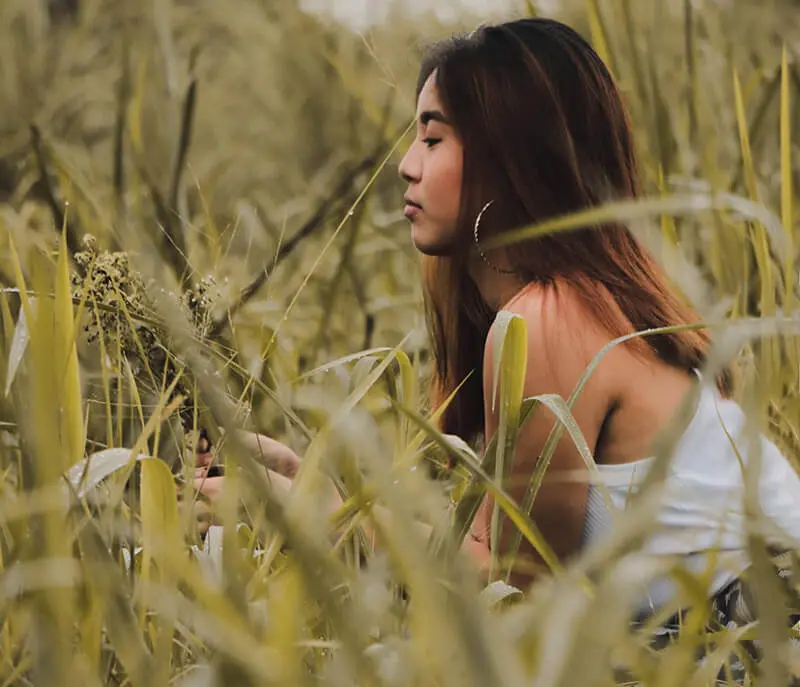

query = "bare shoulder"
[{"left": 483, "top": 281, "right": 625, "bottom": 396}]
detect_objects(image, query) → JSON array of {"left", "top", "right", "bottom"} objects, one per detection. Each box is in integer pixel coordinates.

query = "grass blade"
[
  {"left": 484, "top": 190, "right": 790, "bottom": 258},
  {"left": 780, "top": 45, "right": 794, "bottom": 309},
  {"left": 489, "top": 311, "right": 528, "bottom": 581},
  {"left": 54, "top": 225, "right": 85, "bottom": 466},
  {"left": 3, "top": 296, "right": 33, "bottom": 398},
  {"left": 395, "top": 402, "right": 562, "bottom": 574}
]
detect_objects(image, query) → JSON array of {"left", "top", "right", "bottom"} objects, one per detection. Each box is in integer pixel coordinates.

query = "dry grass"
[{"left": 0, "top": 0, "right": 799, "bottom": 685}]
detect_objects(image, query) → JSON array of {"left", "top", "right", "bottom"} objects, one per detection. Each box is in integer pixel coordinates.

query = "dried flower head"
[{"left": 71, "top": 235, "right": 219, "bottom": 429}]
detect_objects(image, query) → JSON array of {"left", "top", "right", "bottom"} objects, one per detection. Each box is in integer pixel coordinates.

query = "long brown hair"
[{"left": 419, "top": 18, "right": 730, "bottom": 443}]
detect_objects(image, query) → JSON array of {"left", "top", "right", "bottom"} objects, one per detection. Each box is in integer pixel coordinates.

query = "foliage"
[{"left": 0, "top": 0, "right": 799, "bottom": 685}]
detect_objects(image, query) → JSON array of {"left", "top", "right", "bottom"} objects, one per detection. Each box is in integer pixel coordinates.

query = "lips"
[{"left": 403, "top": 197, "right": 422, "bottom": 219}]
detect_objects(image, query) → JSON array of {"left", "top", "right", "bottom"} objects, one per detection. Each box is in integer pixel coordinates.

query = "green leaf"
[
  {"left": 395, "top": 402, "right": 562, "bottom": 574},
  {"left": 141, "top": 460, "right": 181, "bottom": 566},
  {"left": 54, "top": 227, "right": 85, "bottom": 466},
  {"left": 489, "top": 311, "right": 528, "bottom": 580}
]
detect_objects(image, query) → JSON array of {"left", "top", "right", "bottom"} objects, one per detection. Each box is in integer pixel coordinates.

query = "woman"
[{"left": 194, "top": 18, "right": 800, "bottom": 622}]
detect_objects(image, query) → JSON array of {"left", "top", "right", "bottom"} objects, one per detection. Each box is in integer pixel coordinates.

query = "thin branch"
[
  {"left": 129, "top": 154, "right": 195, "bottom": 289},
  {"left": 208, "top": 147, "right": 383, "bottom": 338},
  {"left": 306, "top": 92, "right": 394, "bottom": 363}
]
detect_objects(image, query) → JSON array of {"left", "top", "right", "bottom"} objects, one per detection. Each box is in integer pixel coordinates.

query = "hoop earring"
[{"left": 473, "top": 200, "right": 516, "bottom": 275}]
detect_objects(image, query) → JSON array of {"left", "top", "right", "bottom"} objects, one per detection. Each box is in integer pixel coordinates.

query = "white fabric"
[{"left": 582, "top": 377, "right": 800, "bottom": 613}]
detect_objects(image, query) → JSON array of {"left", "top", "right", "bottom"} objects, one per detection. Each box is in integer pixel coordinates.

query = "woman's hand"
[
  {"left": 184, "top": 466, "right": 224, "bottom": 536},
  {"left": 191, "top": 429, "right": 301, "bottom": 478},
  {"left": 234, "top": 431, "right": 301, "bottom": 478},
  {"left": 193, "top": 471, "right": 225, "bottom": 500},
  {"left": 187, "top": 429, "right": 301, "bottom": 536}
]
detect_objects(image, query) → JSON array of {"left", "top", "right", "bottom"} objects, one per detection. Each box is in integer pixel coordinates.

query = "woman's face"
[{"left": 398, "top": 72, "right": 464, "bottom": 256}]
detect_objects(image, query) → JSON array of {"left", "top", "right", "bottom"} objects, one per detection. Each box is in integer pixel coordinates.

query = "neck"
[{"left": 468, "top": 256, "right": 527, "bottom": 312}]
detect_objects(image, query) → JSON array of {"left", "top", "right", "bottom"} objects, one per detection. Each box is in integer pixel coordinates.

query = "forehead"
[{"left": 416, "top": 72, "right": 444, "bottom": 116}]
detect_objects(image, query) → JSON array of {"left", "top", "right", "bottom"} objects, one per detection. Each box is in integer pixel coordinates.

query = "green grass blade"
[
  {"left": 489, "top": 311, "right": 528, "bottom": 581},
  {"left": 395, "top": 402, "right": 562, "bottom": 574},
  {"left": 54, "top": 226, "right": 85, "bottom": 466}
]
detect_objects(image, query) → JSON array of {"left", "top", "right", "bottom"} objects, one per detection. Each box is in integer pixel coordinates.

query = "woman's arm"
[
  {"left": 192, "top": 435, "right": 492, "bottom": 572},
  {"left": 194, "top": 430, "right": 302, "bottom": 477}
]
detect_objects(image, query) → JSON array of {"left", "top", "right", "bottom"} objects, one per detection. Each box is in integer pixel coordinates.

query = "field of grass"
[{"left": 1, "top": 0, "right": 800, "bottom": 684}]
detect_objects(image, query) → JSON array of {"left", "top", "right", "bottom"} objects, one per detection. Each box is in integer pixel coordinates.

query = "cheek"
[
  {"left": 434, "top": 156, "right": 462, "bottom": 219},
  {"left": 447, "top": 168, "right": 462, "bottom": 214}
]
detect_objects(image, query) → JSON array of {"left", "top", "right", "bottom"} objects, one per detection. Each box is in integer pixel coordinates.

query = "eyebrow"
[{"left": 419, "top": 110, "right": 450, "bottom": 126}]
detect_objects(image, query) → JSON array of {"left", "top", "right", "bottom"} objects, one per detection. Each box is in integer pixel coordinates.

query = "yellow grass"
[{"left": 0, "top": 0, "right": 798, "bottom": 685}]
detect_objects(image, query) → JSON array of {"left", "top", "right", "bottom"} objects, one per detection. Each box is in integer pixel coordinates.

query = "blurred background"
[
  {"left": 2, "top": 0, "right": 798, "bottom": 456},
  {"left": 0, "top": 1, "right": 799, "bottom": 684}
]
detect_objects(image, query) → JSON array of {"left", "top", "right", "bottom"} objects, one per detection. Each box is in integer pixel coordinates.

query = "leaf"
[
  {"left": 140, "top": 454, "right": 181, "bottom": 671},
  {"left": 65, "top": 448, "right": 138, "bottom": 498},
  {"left": 4, "top": 296, "right": 35, "bottom": 398},
  {"left": 489, "top": 311, "right": 528, "bottom": 580},
  {"left": 395, "top": 402, "right": 562, "bottom": 574},
  {"left": 490, "top": 311, "right": 526, "bottom": 413},
  {"left": 54, "top": 226, "right": 85, "bottom": 466},
  {"left": 479, "top": 580, "right": 523, "bottom": 610},
  {"left": 351, "top": 355, "right": 379, "bottom": 390},
  {"left": 141, "top": 460, "right": 180, "bottom": 547},
  {"left": 297, "top": 347, "right": 393, "bottom": 381},
  {"left": 5, "top": 238, "right": 35, "bottom": 355},
  {"left": 444, "top": 397, "right": 539, "bottom": 550},
  {"left": 332, "top": 337, "right": 410, "bottom": 428}
]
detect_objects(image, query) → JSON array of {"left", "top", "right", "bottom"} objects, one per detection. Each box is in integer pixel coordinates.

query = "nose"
[{"left": 398, "top": 142, "right": 420, "bottom": 184}]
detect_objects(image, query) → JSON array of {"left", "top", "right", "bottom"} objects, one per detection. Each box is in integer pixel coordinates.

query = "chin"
[{"left": 411, "top": 225, "right": 456, "bottom": 257}]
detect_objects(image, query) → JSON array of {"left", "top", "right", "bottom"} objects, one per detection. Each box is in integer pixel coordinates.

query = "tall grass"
[{"left": 0, "top": 0, "right": 799, "bottom": 684}]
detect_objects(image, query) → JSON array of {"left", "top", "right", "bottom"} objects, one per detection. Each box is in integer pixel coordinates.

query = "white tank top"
[{"left": 582, "top": 375, "right": 800, "bottom": 615}]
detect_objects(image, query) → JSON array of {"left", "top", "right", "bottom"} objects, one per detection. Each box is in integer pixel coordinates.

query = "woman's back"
[
  {"left": 498, "top": 279, "right": 702, "bottom": 470},
  {"left": 476, "top": 281, "right": 800, "bottom": 603},
  {"left": 586, "top": 329, "right": 697, "bottom": 468}
]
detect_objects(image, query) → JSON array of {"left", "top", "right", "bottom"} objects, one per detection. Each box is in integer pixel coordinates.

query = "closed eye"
[{"left": 423, "top": 137, "right": 442, "bottom": 149}]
